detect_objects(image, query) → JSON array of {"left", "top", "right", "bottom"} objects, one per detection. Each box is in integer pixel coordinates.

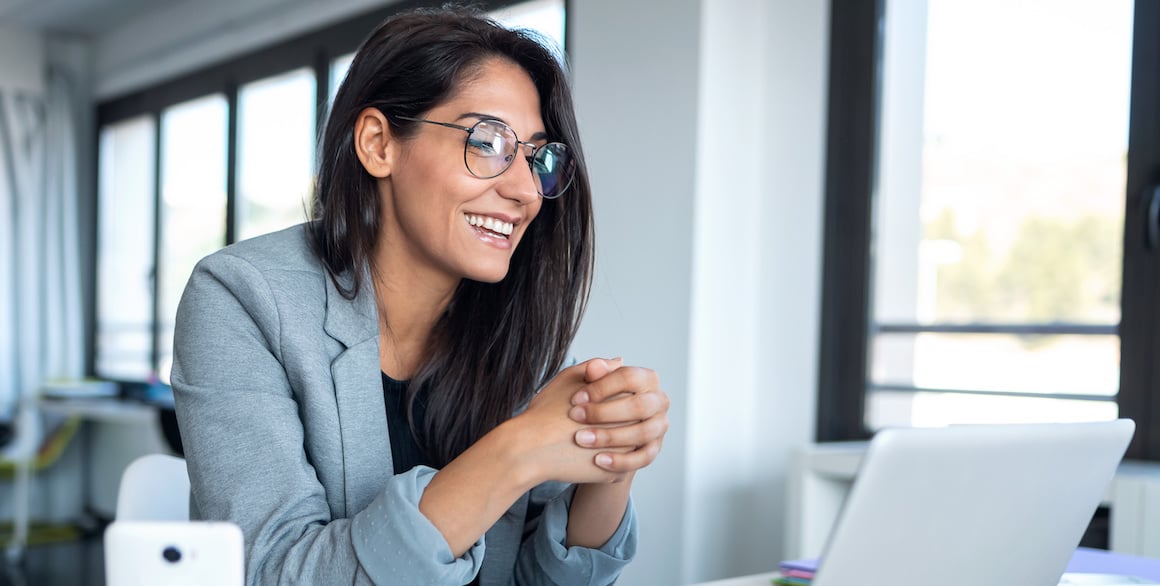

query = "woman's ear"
[{"left": 354, "top": 107, "right": 395, "bottom": 178}]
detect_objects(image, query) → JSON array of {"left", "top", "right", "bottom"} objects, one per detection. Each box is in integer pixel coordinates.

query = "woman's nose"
[{"left": 496, "top": 148, "right": 540, "bottom": 204}]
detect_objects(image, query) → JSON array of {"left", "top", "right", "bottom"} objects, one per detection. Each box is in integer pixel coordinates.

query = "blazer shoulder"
[{"left": 207, "top": 223, "right": 321, "bottom": 275}]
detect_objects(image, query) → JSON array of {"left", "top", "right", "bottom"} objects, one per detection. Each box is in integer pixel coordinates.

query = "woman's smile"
[{"left": 464, "top": 212, "right": 517, "bottom": 249}]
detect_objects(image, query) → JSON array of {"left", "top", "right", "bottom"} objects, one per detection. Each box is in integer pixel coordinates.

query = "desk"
[
  {"left": 10, "top": 397, "right": 167, "bottom": 559},
  {"left": 39, "top": 397, "right": 166, "bottom": 517},
  {"left": 691, "top": 549, "right": 1160, "bottom": 585},
  {"left": 693, "top": 571, "right": 778, "bottom": 585},
  {"left": 39, "top": 397, "right": 158, "bottom": 424}
]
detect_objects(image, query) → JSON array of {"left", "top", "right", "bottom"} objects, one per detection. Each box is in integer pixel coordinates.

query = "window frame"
[{"left": 816, "top": 0, "right": 1160, "bottom": 459}]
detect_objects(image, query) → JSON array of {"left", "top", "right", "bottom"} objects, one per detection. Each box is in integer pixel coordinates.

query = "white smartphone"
[{"left": 104, "top": 521, "right": 245, "bottom": 586}]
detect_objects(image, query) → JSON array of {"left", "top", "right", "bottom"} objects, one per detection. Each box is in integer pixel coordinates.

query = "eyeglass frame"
[{"left": 394, "top": 115, "right": 574, "bottom": 198}]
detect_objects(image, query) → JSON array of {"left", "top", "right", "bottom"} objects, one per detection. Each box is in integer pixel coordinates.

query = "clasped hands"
[{"left": 521, "top": 357, "right": 670, "bottom": 484}]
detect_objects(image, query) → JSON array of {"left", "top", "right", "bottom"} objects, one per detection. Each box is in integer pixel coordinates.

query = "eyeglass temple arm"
[{"left": 393, "top": 115, "right": 474, "bottom": 134}]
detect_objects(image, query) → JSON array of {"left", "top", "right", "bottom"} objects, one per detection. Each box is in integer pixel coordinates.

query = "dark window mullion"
[
  {"left": 873, "top": 323, "right": 1118, "bottom": 336},
  {"left": 868, "top": 384, "right": 1117, "bottom": 404},
  {"left": 225, "top": 83, "right": 239, "bottom": 246},
  {"left": 816, "top": 0, "right": 885, "bottom": 443},
  {"left": 150, "top": 112, "right": 163, "bottom": 375},
  {"left": 1120, "top": 0, "right": 1160, "bottom": 460},
  {"left": 314, "top": 49, "right": 330, "bottom": 143}
]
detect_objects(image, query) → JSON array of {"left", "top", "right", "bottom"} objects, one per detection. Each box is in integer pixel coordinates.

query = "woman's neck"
[{"left": 373, "top": 264, "right": 457, "bottom": 380}]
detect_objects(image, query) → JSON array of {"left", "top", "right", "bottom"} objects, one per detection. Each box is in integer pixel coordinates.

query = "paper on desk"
[
  {"left": 1059, "top": 575, "right": 1160, "bottom": 585},
  {"left": 1068, "top": 549, "right": 1160, "bottom": 581}
]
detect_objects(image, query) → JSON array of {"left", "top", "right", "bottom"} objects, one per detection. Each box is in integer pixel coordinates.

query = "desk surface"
[
  {"left": 692, "top": 549, "right": 1160, "bottom": 586},
  {"left": 693, "top": 572, "right": 777, "bottom": 586},
  {"left": 39, "top": 397, "right": 158, "bottom": 424}
]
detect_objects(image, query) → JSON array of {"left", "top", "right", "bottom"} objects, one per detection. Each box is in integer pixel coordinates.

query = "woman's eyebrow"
[{"left": 456, "top": 111, "right": 549, "bottom": 141}]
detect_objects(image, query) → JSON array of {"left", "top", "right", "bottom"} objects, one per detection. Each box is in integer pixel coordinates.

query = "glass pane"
[
  {"left": 869, "top": 332, "right": 1119, "bottom": 396},
  {"left": 868, "top": 390, "right": 1118, "bottom": 429},
  {"left": 96, "top": 116, "right": 156, "bottom": 380},
  {"left": 159, "top": 95, "right": 228, "bottom": 382},
  {"left": 330, "top": 53, "right": 354, "bottom": 106},
  {"left": 867, "top": 0, "right": 1132, "bottom": 427},
  {"left": 490, "top": 0, "right": 566, "bottom": 57},
  {"left": 237, "top": 68, "right": 316, "bottom": 240}
]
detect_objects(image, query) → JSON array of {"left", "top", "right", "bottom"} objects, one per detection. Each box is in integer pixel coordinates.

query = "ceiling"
[{"left": 0, "top": 0, "right": 181, "bottom": 35}]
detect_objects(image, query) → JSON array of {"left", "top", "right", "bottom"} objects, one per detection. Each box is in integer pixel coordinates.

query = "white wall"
[
  {"left": 93, "top": 0, "right": 832, "bottom": 583},
  {"left": 684, "top": 0, "right": 830, "bottom": 582},
  {"left": 571, "top": 0, "right": 829, "bottom": 583},
  {"left": 569, "top": 2, "right": 700, "bottom": 584}
]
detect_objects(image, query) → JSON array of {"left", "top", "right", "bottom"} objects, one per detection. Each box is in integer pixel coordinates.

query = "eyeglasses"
[{"left": 396, "top": 116, "right": 575, "bottom": 199}]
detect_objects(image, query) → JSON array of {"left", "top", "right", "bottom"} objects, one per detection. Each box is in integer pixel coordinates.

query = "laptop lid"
[{"left": 812, "top": 419, "right": 1134, "bottom": 586}]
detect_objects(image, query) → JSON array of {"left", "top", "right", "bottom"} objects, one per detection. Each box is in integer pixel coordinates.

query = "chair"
[
  {"left": 108, "top": 454, "right": 245, "bottom": 586},
  {"left": 115, "top": 453, "right": 190, "bottom": 521}
]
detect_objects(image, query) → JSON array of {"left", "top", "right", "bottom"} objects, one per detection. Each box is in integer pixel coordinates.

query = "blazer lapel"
[{"left": 322, "top": 268, "right": 393, "bottom": 516}]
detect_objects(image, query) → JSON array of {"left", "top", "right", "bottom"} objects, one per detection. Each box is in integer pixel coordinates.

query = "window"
[
  {"left": 237, "top": 69, "right": 317, "bottom": 241},
  {"left": 93, "top": 0, "right": 566, "bottom": 383},
  {"left": 157, "top": 95, "right": 229, "bottom": 380},
  {"left": 818, "top": 0, "right": 1160, "bottom": 458},
  {"left": 96, "top": 116, "right": 155, "bottom": 380}
]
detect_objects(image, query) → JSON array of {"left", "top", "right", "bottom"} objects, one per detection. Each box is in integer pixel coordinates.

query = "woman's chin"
[{"left": 464, "top": 264, "right": 511, "bottom": 284}]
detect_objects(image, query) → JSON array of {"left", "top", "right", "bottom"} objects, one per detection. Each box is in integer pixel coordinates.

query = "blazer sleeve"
[
  {"left": 171, "top": 251, "right": 484, "bottom": 585},
  {"left": 514, "top": 482, "right": 639, "bottom": 585}
]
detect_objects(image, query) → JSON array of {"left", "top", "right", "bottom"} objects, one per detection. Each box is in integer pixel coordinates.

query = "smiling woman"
[{"left": 170, "top": 6, "right": 669, "bottom": 585}]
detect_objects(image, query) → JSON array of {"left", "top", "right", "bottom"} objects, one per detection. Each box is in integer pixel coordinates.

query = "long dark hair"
[{"left": 309, "top": 6, "right": 594, "bottom": 467}]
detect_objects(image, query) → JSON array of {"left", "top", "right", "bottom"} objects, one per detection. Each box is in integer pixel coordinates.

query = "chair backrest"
[{"left": 116, "top": 453, "right": 190, "bottom": 521}]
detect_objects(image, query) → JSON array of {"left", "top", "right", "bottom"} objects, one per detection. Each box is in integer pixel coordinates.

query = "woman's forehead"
[{"left": 434, "top": 59, "right": 545, "bottom": 135}]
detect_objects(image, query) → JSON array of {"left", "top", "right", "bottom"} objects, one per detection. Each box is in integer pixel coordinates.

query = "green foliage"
[{"left": 929, "top": 210, "right": 1122, "bottom": 329}]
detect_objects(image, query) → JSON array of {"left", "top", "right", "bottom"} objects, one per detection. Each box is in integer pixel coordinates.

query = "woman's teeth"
[{"left": 465, "top": 214, "right": 514, "bottom": 237}]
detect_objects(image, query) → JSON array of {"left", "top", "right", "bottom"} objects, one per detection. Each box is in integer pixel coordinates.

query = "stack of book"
[{"left": 774, "top": 559, "right": 818, "bottom": 585}]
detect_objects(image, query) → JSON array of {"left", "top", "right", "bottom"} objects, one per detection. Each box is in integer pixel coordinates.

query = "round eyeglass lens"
[
  {"left": 533, "top": 144, "right": 574, "bottom": 198},
  {"left": 464, "top": 121, "right": 516, "bottom": 179}
]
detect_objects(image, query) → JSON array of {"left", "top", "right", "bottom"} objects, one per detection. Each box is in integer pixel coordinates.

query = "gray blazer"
[{"left": 171, "top": 224, "right": 636, "bottom": 585}]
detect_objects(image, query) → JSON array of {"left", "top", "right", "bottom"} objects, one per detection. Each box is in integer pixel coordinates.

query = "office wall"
[
  {"left": 571, "top": 0, "right": 829, "bottom": 583},
  {"left": 684, "top": 0, "right": 829, "bottom": 582},
  {"left": 93, "top": 0, "right": 830, "bottom": 583},
  {"left": 568, "top": 2, "right": 699, "bottom": 584}
]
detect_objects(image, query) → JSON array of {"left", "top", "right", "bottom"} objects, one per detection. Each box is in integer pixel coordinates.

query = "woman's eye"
[{"left": 467, "top": 137, "right": 499, "bottom": 155}]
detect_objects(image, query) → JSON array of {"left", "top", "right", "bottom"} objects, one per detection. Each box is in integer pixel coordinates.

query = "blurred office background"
[{"left": 0, "top": 0, "right": 1156, "bottom": 584}]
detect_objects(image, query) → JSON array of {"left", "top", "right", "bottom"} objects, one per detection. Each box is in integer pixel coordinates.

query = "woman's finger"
[
  {"left": 582, "top": 357, "right": 623, "bottom": 384},
  {"left": 577, "top": 366, "right": 658, "bottom": 405},
  {"left": 571, "top": 388, "right": 669, "bottom": 424},
  {"left": 593, "top": 439, "right": 663, "bottom": 473},
  {"left": 575, "top": 414, "right": 668, "bottom": 449}
]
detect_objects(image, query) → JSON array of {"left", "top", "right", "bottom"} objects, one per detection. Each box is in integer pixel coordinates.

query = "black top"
[{"left": 381, "top": 373, "right": 433, "bottom": 475}]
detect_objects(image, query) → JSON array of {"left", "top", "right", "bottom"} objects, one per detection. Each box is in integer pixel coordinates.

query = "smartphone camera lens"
[{"left": 162, "top": 546, "right": 182, "bottom": 563}]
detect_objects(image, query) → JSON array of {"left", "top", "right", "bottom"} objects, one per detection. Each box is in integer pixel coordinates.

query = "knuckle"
[
  {"left": 629, "top": 426, "right": 647, "bottom": 445},
  {"left": 647, "top": 442, "right": 661, "bottom": 458},
  {"left": 623, "top": 367, "right": 648, "bottom": 389},
  {"left": 645, "top": 417, "right": 664, "bottom": 437},
  {"left": 645, "top": 392, "right": 664, "bottom": 411}
]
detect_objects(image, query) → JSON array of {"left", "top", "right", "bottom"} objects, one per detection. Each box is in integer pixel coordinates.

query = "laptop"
[{"left": 811, "top": 419, "right": 1135, "bottom": 586}]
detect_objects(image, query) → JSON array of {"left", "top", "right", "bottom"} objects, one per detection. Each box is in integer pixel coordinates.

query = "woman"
[{"left": 171, "top": 6, "right": 670, "bottom": 585}]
